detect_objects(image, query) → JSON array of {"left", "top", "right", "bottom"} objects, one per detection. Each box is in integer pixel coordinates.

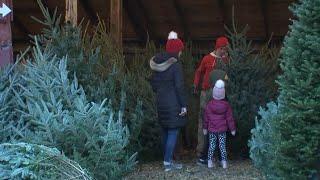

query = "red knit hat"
[
  {"left": 215, "top": 36, "right": 229, "bottom": 50},
  {"left": 166, "top": 31, "right": 184, "bottom": 53}
]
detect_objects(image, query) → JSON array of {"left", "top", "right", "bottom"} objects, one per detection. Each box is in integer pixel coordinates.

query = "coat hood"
[{"left": 150, "top": 52, "right": 178, "bottom": 72}]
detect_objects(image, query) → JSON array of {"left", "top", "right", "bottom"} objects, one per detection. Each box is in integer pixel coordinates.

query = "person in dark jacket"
[
  {"left": 150, "top": 31, "right": 187, "bottom": 172},
  {"left": 203, "top": 80, "right": 236, "bottom": 169}
]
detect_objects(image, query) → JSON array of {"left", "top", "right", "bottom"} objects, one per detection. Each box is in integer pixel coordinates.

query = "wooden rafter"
[
  {"left": 79, "top": 0, "right": 97, "bottom": 24},
  {"left": 123, "top": 0, "right": 146, "bottom": 42},
  {"left": 13, "top": 14, "right": 31, "bottom": 36},
  {"left": 193, "top": 36, "right": 284, "bottom": 44},
  {"left": 260, "top": 0, "right": 270, "bottom": 39},
  {"left": 123, "top": 0, "right": 158, "bottom": 43},
  {"left": 172, "top": 0, "right": 190, "bottom": 40},
  {"left": 136, "top": 0, "right": 157, "bottom": 42},
  {"left": 217, "top": 0, "right": 228, "bottom": 30}
]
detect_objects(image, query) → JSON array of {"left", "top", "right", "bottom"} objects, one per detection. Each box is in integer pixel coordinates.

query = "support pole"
[
  {"left": 0, "top": 0, "right": 13, "bottom": 67},
  {"left": 110, "top": 0, "right": 122, "bottom": 48},
  {"left": 65, "top": 0, "right": 78, "bottom": 26}
]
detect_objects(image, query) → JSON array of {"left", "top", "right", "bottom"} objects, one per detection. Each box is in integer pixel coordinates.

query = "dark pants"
[
  {"left": 199, "top": 134, "right": 209, "bottom": 160},
  {"left": 162, "top": 128, "right": 179, "bottom": 162}
]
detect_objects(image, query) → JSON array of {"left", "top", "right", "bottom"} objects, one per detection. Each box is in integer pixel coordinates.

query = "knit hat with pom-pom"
[
  {"left": 212, "top": 79, "right": 225, "bottom": 100},
  {"left": 166, "top": 31, "right": 184, "bottom": 53}
]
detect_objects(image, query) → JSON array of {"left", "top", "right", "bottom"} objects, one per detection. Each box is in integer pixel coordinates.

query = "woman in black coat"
[{"left": 150, "top": 31, "right": 187, "bottom": 172}]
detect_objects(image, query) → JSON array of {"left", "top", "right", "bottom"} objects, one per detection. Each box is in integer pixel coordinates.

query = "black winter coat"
[{"left": 150, "top": 52, "right": 187, "bottom": 128}]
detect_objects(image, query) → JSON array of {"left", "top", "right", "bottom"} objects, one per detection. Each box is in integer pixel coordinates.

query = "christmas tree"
[
  {"left": 180, "top": 42, "right": 202, "bottom": 150},
  {"left": 249, "top": 101, "right": 282, "bottom": 179},
  {"left": 224, "top": 18, "right": 280, "bottom": 156},
  {"left": 0, "top": 41, "right": 137, "bottom": 179},
  {"left": 125, "top": 42, "right": 162, "bottom": 159},
  {"left": 0, "top": 64, "right": 20, "bottom": 142},
  {"left": 32, "top": 0, "right": 153, "bottom": 160},
  {"left": 274, "top": 0, "right": 320, "bottom": 178},
  {"left": 250, "top": 0, "right": 320, "bottom": 179},
  {"left": 0, "top": 50, "right": 30, "bottom": 143},
  {"left": 0, "top": 143, "right": 92, "bottom": 179}
]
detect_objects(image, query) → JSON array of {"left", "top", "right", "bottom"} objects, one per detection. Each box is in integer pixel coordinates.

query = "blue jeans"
[{"left": 162, "top": 128, "right": 179, "bottom": 162}]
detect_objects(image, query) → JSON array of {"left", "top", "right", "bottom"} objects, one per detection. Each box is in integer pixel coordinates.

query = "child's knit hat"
[
  {"left": 166, "top": 31, "right": 184, "bottom": 53},
  {"left": 212, "top": 79, "right": 225, "bottom": 100}
]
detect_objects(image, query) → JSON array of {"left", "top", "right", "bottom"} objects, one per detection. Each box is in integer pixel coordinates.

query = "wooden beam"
[
  {"left": 191, "top": 36, "right": 284, "bottom": 45},
  {"left": 135, "top": 0, "right": 159, "bottom": 42},
  {"left": 172, "top": 0, "right": 190, "bottom": 40},
  {"left": 260, "top": 0, "right": 270, "bottom": 39},
  {"left": 123, "top": 0, "right": 146, "bottom": 42},
  {"left": 65, "top": 0, "right": 78, "bottom": 26},
  {"left": 79, "top": 0, "right": 97, "bottom": 24},
  {"left": 110, "top": 0, "right": 122, "bottom": 47},
  {"left": 123, "top": 0, "right": 156, "bottom": 42},
  {"left": 13, "top": 14, "right": 31, "bottom": 36},
  {"left": 217, "top": 0, "right": 228, "bottom": 31},
  {"left": 136, "top": 0, "right": 158, "bottom": 42},
  {"left": 123, "top": 0, "right": 158, "bottom": 43}
]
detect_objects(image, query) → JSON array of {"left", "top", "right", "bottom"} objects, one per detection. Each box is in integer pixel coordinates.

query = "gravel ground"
[{"left": 125, "top": 159, "right": 264, "bottom": 180}]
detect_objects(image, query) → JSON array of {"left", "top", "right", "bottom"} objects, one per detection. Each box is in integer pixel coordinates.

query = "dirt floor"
[{"left": 125, "top": 159, "right": 264, "bottom": 180}]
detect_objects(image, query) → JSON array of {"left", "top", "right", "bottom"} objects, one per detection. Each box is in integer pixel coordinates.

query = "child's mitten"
[
  {"left": 231, "top": 130, "right": 236, "bottom": 136},
  {"left": 203, "top": 129, "right": 208, "bottom": 135}
]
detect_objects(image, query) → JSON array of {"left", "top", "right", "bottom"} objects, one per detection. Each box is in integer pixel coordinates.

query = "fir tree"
[
  {"left": 0, "top": 51, "right": 30, "bottom": 142},
  {"left": 0, "top": 41, "right": 137, "bottom": 179},
  {"left": 0, "top": 65, "right": 19, "bottom": 142},
  {"left": 125, "top": 42, "right": 162, "bottom": 159},
  {"left": 274, "top": 0, "right": 320, "bottom": 178},
  {"left": 224, "top": 20, "right": 280, "bottom": 156},
  {"left": 0, "top": 143, "right": 92, "bottom": 179},
  {"left": 249, "top": 101, "right": 282, "bottom": 179},
  {"left": 32, "top": 0, "right": 155, "bottom": 159},
  {"left": 250, "top": 0, "right": 320, "bottom": 179},
  {"left": 180, "top": 42, "right": 202, "bottom": 150}
]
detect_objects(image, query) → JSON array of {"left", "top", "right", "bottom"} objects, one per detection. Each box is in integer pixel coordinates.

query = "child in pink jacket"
[{"left": 203, "top": 80, "right": 236, "bottom": 169}]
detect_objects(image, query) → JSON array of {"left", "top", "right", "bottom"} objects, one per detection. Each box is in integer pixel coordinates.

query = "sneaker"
[
  {"left": 208, "top": 160, "right": 214, "bottom": 168},
  {"left": 171, "top": 162, "right": 183, "bottom": 170},
  {"left": 164, "top": 162, "right": 182, "bottom": 172},
  {"left": 221, "top": 160, "right": 227, "bottom": 169},
  {"left": 196, "top": 158, "right": 207, "bottom": 166},
  {"left": 164, "top": 164, "right": 172, "bottom": 172}
]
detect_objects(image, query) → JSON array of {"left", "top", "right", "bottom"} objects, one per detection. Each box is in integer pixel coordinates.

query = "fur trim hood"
[{"left": 150, "top": 53, "right": 178, "bottom": 72}]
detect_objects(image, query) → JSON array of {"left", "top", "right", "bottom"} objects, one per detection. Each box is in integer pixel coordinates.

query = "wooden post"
[
  {"left": 65, "top": 0, "right": 78, "bottom": 26},
  {"left": 0, "top": 0, "right": 13, "bottom": 67},
  {"left": 110, "top": 0, "right": 122, "bottom": 48}
]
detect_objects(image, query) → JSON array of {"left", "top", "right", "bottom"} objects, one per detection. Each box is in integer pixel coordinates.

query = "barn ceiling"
[{"left": 11, "top": 0, "right": 295, "bottom": 51}]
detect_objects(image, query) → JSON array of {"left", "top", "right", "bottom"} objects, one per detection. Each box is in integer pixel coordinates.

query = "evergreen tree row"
[{"left": 250, "top": 0, "right": 320, "bottom": 179}]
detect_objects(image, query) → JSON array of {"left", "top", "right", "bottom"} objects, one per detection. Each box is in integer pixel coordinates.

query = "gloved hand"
[
  {"left": 192, "top": 84, "right": 198, "bottom": 95},
  {"left": 231, "top": 130, "right": 236, "bottom": 136},
  {"left": 179, "top": 107, "right": 187, "bottom": 116},
  {"left": 203, "top": 129, "right": 208, "bottom": 135}
]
